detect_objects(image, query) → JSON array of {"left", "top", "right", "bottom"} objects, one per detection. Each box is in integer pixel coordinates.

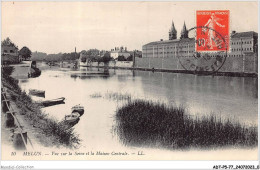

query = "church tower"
[
  {"left": 180, "top": 21, "right": 188, "bottom": 39},
  {"left": 169, "top": 21, "right": 177, "bottom": 40}
]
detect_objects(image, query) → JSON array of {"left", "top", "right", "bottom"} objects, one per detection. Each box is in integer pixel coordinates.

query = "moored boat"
[
  {"left": 64, "top": 112, "right": 80, "bottom": 123},
  {"left": 38, "top": 97, "right": 65, "bottom": 107},
  {"left": 71, "top": 104, "right": 84, "bottom": 116},
  {"left": 29, "top": 89, "right": 45, "bottom": 97}
]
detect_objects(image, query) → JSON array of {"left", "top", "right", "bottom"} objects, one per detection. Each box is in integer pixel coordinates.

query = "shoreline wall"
[
  {"left": 80, "top": 59, "right": 257, "bottom": 77},
  {"left": 135, "top": 53, "right": 257, "bottom": 74},
  {"left": 80, "top": 61, "right": 133, "bottom": 68}
]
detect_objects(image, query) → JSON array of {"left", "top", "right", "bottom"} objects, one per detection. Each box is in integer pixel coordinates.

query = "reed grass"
[
  {"left": 90, "top": 92, "right": 102, "bottom": 98},
  {"left": 115, "top": 100, "right": 258, "bottom": 149},
  {"left": 105, "top": 91, "right": 132, "bottom": 101}
]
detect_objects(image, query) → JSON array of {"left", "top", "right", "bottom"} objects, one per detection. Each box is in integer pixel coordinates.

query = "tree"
[
  {"left": 61, "top": 52, "right": 79, "bottom": 61},
  {"left": 1, "top": 37, "right": 18, "bottom": 48},
  {"left": 19, "top": 46, "right": 32, "bottom": 60},
  {"left": 86, "top": 49, "right": 100, "bottom": 57},
  {"left": 118, "top": 55, "right": 126, "bottom": 61},
  {"left": 102, "top": 52, "right": 111, "bottom": 63},
  {"left": 126, "top": 55, "right": 133, "bottom": 61}
]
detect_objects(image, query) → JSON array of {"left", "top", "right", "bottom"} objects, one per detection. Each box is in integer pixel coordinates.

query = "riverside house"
[{"left": 1, "top": 45, "right": 20, "bottom": 64}]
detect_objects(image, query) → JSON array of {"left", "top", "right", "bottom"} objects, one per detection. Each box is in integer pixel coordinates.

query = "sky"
[{"left": 2, "top": 1, "right": 258, "bottom": 54}]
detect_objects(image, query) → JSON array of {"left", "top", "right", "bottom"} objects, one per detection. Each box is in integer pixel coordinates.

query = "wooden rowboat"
[
  {"left": 37, "top": 97, "right": 65, "bottom": 107},
  {"left": 29, "top": 89, "right": 45, "bottom": 98},
  {"left": 64, "top": 112, "right": 80, "bottom": 123},
  {"left": 71, "top": 104, "right": 84, "bottom": 116}
]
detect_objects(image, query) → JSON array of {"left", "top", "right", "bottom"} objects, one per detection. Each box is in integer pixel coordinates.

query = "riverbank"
[
  {"left": 1, "top": 66, "right": 80, "bottom": 149},
  {"left": 80, "top": 65, "right": 258, "bottom": 78},
  {"left": 9, "top": 61, "right": 41, "bottom": 79}
]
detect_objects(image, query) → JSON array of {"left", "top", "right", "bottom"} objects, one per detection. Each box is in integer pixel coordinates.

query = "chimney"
[
  {"left": 160, "top": 39, "right": 163, "bottom": 41},
  {"left": 125, "top": 47, "right": 127, "bottom": 51},
  {"left": 115, "top": 47, "right": 116, "bottom": 50},
  {"left": 75, "top": 47, "right": 76, "bottom": 58}
]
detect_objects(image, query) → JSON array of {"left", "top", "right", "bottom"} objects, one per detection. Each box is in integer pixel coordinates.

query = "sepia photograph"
[{"left": 1, "top": 1, "right": 259, "bottom": 169}]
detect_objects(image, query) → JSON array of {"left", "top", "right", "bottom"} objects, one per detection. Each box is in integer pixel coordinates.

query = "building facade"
[
  {"left": 143, "top": 26, "right": 257, "bottom": 58},
  {"left": 110, "top": 46, "right": 131, "bottom": 59},
  {"left": 230, "top": 31, "right": 258, "bottom": 57},
  {"left": 1, "top": 45, "right": 20, "bottom": 64},
  {"left": 140, "top": 21, "right": 258, "bottom": 73}
]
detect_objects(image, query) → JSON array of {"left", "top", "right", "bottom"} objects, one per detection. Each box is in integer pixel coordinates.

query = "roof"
[
  {"left": 143, "top": 38, "right": 194, "bottom": 46},
  {"left": 181, "top": 22, "right": 187, "bottom": 34},
  {"left": 179, "top": 38, "right": 195, "bottom": 43},
  {"left": 111, "top": 51, "right": 130, "bottom": 54},
  {"left": 169, "top": 21, "right": 177, "bottom": 33},
  {"left": 2, "top": 45, "right": 18, "bottom": 50},
  {"left": 231, "top": 31, "right": 258, "bottom": 38}
]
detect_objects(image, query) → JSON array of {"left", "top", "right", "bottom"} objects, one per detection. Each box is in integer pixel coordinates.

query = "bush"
[
  {"left": 126, "top": 55, "right": 133, "bottom": 61},
  {"left": 118, "top": 55, "right": 126, "bottom": 61}
]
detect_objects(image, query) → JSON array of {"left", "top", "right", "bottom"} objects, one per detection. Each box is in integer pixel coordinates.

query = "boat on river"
[
  {"left": 29, "top": 89, "right": 45, "bottom": 98},
  {"left": 37, "top": 97, "right": 65, "bottom": 107},
  {"left": 64, "top": 112, "right": 80, "bottom": 123},
  {"left": 71, "top": 104, "right": 84, "bottom": 116}
]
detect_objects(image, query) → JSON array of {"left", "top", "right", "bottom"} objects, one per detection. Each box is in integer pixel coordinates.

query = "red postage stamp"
[{"left": 196, "top": 10, "right": 230, "bottom": 52}]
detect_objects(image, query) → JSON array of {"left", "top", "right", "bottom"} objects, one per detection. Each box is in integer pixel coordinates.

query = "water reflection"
[{"left": 135, "top": 71, "right": 258, "bottom": 125}]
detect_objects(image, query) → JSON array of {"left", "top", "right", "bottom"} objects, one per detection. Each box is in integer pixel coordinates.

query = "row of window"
[
  {"left": 229, "top": 54, "right": 244, "bottom": 57},
  {"left": 143, "top": 51, "right": 251, "bottom": 56},
  {"left": 231, "top": 41, "right": 252, "bottom": 45},
  {"left": 143, "top": 54, "right": 249, "bottom": 58},
  {"left": 3, "top": 50, "right": 15, "bottom": 53},
  {"left": 231, "top": 48, "right": 252, "bottom": 52},
  {"left": 144, "top": 45, "right": 195, "bottom": 50},
  {"left": 144, "top": 51, "right": 195, "bottom": 55},
  {"left": 144, "top": 47, "right": 255, "bottom": 54},
  {"left": 145, "top": 45, "right": 253, "bottom": 51},
  {"left": 144, "top": 49, "right": 195, "bottom": 52}
]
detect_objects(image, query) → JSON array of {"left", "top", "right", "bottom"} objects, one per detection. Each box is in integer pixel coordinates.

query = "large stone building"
[
  {"left": 143, "top": 22, "right": 257, "bottom": 58},
  {"left": 110, "top": 46, "right": 131, "bottom": 59},
  {"left": 143, "top": 22, "right": 195, "bottom": 58},
  {"left": 230, "top": 31, "right": 258, "bottom": 56},
  {"left": 140, "top": 21, "right": 258, "bottom": 73}
]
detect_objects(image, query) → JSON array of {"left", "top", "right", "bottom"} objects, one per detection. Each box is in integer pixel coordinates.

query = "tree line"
[
  {"left": 32, "top": 52, "right": 80, "bottom": 61},
  {"left": 2, "top": 37, "right": 142, "bottom": 63},
  {"left": 1, "top": 37, "right": 32, "bottom": 60}
]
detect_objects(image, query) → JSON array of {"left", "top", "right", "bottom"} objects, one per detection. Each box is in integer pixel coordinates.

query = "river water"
[{"left": 16, "top": 64, "right": 258, "bottom": 159}]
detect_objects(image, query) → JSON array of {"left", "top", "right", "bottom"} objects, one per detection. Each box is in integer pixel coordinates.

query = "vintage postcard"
[{"left": 1, "top": 1, "right": 259, "bottom": 169}]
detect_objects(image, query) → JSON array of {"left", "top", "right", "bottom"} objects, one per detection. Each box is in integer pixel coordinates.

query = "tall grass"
[
  {"left": 2, "top": 66, "right": 80, "bottom": 148},
  {"left": 90, "top": 92, "right": 102, "bottom": 98},
  {"left": 115, "top": 100, "right": 257, "bottom": 149},
  {"left": 1, "top": 66, "right": 21, "bottom": 93},
  {"left": 105, "top": 91, "right": 132, "bottom": 101}
]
